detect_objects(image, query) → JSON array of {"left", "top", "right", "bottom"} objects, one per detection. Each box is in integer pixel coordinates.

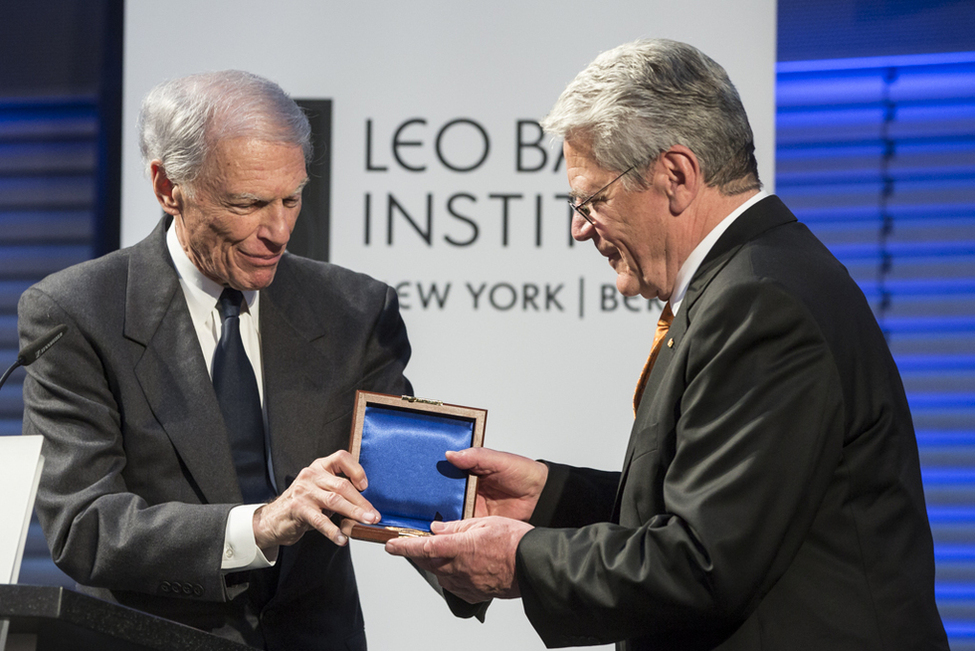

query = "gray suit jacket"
[
  {"left": 19, "top": 216, "right": 412, "bottom": 650},
  {"left": 517, "top": 196, "right": 948, "bottom": 650}
]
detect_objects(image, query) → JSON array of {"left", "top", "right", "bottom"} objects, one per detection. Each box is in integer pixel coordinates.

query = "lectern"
[
  {"left": 0, "top": 436, "right": 249, "bottom": 650},
  {"left": 0, "top": 585, "right": 251, "bottom": 651}
]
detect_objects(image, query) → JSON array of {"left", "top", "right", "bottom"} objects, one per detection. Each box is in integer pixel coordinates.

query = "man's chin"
[
  {"left": 615, "top": 275, "right": 643, "bottom": 298},
  {"left": 234, "top": 268, "right": 278, "bottom": 291},
  {"left": 615, "top": 278, "right": 663, "bottom": 302}
]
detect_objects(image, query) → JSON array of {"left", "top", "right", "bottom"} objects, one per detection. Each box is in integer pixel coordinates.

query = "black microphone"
[{"left": 0, "top": 324, "right": 68, "bottom": 391}]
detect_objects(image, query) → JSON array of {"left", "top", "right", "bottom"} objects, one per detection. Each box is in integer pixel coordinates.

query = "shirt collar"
[
  {"left": 669, "top": 191, "right": 768, "bottom": 316},
  {"left": 165, "top": 221, "right": 259, "bottom": 321}
]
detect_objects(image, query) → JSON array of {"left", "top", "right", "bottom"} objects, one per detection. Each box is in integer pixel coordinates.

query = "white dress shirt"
[{"left": 165, "top": 224, "right": 277, "bottom": 572}]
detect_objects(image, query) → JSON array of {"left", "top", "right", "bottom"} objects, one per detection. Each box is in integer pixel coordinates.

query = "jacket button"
[{"left": 160, "top": 581, "right": 171, "bottom": 593}]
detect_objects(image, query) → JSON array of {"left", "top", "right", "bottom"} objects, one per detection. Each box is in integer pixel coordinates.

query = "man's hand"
[
  {"left": 385, "top": 516, "right": 532, "bottom": 603},
  {"left": 446, "top": 447, "right": 549, "bottom": 521},
  {"left": 252, "top": 451, "right": 379, "bottom": 550}
]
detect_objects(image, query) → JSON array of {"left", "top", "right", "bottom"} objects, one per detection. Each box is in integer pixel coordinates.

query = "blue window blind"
[
  {"left": 777, "top": 51, "right": 975, "bottom": 649},
  {"left": 0, "top": 98, "right": 98, "bottom": 586}
]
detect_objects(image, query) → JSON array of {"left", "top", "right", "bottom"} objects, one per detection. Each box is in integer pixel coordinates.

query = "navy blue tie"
[{"left": 212, "top": 288, "right": 275, "bottom": 503}]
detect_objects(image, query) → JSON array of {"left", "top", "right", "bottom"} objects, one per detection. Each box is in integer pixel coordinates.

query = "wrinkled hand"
[
  {"left": 385, "top": 516, "right": 533, "bottom": 603},
  {"left": 447, "top": 447, "right": 548, "bottom": 521},
  {"left": 252, "top": 451, "right": 379, "bottom": 550}
]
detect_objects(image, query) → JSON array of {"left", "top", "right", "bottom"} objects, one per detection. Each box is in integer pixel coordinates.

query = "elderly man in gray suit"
[{"left": 19, "top": 71, "right": 409, "bottom": 650}]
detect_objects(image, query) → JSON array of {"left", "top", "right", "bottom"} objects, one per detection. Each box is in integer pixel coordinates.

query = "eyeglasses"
[{"left": 567, "top": 165, "right": 635, "bottom": 226}]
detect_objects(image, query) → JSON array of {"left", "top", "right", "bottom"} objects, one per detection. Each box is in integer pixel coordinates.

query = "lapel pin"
[{"left": 668, "top": 338, "right": 674, "bottom": 348}]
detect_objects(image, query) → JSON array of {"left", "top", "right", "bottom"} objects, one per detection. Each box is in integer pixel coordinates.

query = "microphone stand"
[
  {"left": 0, "top": 325, "right": 68, "bottom": 392},
  {"left": 0, "top": 361, "right": 20, "bottom": 392}
]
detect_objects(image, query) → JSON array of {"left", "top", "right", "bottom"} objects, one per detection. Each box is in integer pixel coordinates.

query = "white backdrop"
[{"left": 123, "top": 2, "right": 776, "bottom": 648}]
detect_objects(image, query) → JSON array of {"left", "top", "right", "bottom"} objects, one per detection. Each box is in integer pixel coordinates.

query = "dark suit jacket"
[
  {"left": 18, "top": 216, "right": 412, "bottom": 650},
  {"left": 516, "top": 196, "right": 948, "bottom": 650}
]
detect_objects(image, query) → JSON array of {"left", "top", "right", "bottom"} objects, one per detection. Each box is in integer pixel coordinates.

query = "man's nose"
[
  {"left": 262, "top": 202, "right": 295, "bottom": 246},
  {"left": 571, "top": 213, "right": 595, "bottom": 241}
]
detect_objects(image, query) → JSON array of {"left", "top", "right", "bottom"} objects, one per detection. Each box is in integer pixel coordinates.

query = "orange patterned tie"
[{"left": 633, "top": 303, "right": 674, "bottom": 415}]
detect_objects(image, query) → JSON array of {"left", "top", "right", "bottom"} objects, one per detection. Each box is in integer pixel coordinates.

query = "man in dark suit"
[
  {"left": 387, "top": 40, "right": 949, "bottom": 650},
  {"left": 18, "top": 70, "right": 409, "bottom": 650}
]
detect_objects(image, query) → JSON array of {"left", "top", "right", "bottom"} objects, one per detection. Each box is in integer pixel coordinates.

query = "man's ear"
[
  {"left": 150, "top": 161, "right": 182, "bottom": 216},
  {"left": 660, "top": 145, "right": 700, "bottom": 214}
]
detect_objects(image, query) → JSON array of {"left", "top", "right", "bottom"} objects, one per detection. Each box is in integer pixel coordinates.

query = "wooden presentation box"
[{"left": 347, "top": 391, "right": 487, "bottom": 542}]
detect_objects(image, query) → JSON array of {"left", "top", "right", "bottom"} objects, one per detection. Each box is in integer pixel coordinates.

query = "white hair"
[
  {"left": 541, "top": 39, "right": 760, "bottom": 194},
  {"left": 138, "top": 70, "right": 311, "bottom": 191}
]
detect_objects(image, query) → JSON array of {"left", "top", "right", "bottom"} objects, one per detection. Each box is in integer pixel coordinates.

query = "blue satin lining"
[{"left": 359, "top": 405, "right": 474, "bottom": 531}]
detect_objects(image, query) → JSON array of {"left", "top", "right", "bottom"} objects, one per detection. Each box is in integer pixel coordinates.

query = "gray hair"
[
  {"left": 541, "top": 39, "right": 760, "bottom": 194},
  {"left": 138, "top": 70, "right": 312, "bottom": 191}
]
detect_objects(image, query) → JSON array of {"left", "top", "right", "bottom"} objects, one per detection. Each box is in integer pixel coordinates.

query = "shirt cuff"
[{"left": 221, "top": 504, "right": 279, "bottom": 572}]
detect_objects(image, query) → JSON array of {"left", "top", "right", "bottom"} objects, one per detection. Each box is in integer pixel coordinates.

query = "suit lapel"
[
  {"left": 260, "top": 256, "right": 332, "bottom": 492},
  {"left": 614, "top": 196, "right": 797, "bottom": 515},
  {"left": 125, "top": 218, "right": 241, "bottom": 504},
  {"left": 259, "top": 257, "right": 338, "bottom": 595},
  {"left": 614, "top": 312, "right": 686, "bottom": 517}
]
